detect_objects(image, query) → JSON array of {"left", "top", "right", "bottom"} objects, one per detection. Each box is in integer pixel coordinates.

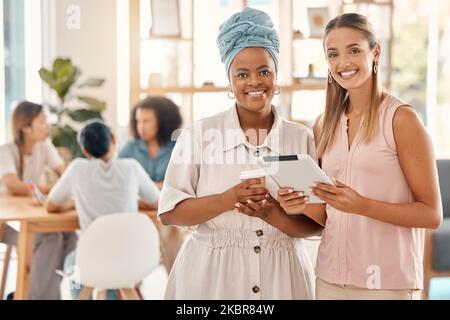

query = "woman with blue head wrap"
[
  {"left": 216, "top": 7, "right": 280, "bottom": 126},
  {"left": 217, "top": 7, "right": 280, "bottom": 77},
  {"left": 158, "top": 7, "right": 320, "bottom": 300}
]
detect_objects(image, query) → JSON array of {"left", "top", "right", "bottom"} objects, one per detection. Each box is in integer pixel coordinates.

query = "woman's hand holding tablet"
[{"left": 258, "top": 154, "right": 334, "bottom": 204}]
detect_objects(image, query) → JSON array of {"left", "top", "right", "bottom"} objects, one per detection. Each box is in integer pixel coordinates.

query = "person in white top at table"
[
  {"left": 46, "top": 119, "right": 160, "bottom": 299},
  {"left": 0, "top": 101, "right": 77, "bottom": 299},
  {"left": 0, "top": 101, "right": 64, "bottom": 194}
]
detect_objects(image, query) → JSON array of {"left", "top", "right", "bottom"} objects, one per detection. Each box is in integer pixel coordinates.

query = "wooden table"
[{"left": 0, "top": 194, "right": 158, "bottom": 300}]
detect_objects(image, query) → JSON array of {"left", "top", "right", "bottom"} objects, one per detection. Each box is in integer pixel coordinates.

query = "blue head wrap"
[{"left": 217, "top": 7, "right": 280, "bottom": 78}]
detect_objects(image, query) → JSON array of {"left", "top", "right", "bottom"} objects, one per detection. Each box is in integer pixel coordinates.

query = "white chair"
[{"left": 71, "top": 213, "right": 160, "bottom": 300}]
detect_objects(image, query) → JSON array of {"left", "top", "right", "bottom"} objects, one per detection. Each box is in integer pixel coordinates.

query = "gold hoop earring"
[
  {"left": 227, "top": 90, "right": 235, "bottom": 99},
  {"left": 328, "top": 72, "right": 333, "bottom": 84},
  {"left": 373, "top": 61, "right": 378, "bottom": 74},
  {"left": 274, "top": 85, "right": 280, "bottom": 95}
]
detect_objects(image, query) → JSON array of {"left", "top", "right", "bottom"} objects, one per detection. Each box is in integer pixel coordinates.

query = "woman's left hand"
[{"left": 311, "top": 179, "right": 367, "bottom": 214}]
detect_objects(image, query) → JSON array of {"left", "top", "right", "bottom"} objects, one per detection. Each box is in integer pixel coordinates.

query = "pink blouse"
[{"left": 316, "top": 94, "right": 424, "bottom": 290}]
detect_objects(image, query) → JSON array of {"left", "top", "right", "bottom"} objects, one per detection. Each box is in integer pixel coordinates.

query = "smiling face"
[
  {"left": 324, "top": 27, "right": 380, "bottom": 92},
  {"left": 229, "top": 47, "right": 277, "bottom": 114}
]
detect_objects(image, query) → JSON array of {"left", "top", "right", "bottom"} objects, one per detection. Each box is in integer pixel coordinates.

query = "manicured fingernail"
[
  {"left": 265, "top": 193, "right": 270, "bottom": 198},
  {"left": 247, "top": 199, "right": 254, "bottom": 204},
  {"left": 234, "top": 202, "right": 241, "bottom": 208},
  {"left": 288, "top": 188, "right": 294, "bottom": 193},
  {"left": 298, "top": 192, "right": 304, "bottom": 197},
  {"left": 261, "top": 199, "right": 267, "bottom": 205}
]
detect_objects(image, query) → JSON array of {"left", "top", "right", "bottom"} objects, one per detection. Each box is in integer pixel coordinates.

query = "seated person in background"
[
  {"left": 0, "top": 101, "right": 65, "bottom": 195},
  {"left": 119, "top": 96, "right": 182, "bottom": 189},
  {"left": 46, "top": 119, "right": 160, "bottom": 299},
  {"left": 0, "top": 100, "right": 76, "bottom": 300}
]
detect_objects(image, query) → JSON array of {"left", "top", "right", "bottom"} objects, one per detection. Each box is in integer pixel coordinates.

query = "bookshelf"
[{"left": 129, "top": 0, "right": 393, "bottom": 125}]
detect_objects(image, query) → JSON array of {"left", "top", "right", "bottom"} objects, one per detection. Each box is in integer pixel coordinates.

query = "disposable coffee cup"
[{"left": 239, "top": 169, "right": 267, "bottom": 188}]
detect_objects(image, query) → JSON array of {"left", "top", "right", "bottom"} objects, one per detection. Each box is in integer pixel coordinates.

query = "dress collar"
[{"left": 222, "top": 104, "right": 283, "bottom": 154}]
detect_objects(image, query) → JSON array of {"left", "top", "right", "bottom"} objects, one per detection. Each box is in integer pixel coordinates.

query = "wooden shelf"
[
  {"left": 142, "top": 36, "right": 193, "bottom": 41},
  {"left": 142, "top": 86, "right": 228, "bottom": 95},
  {"left": 130, "top": 0, "right": 373, "bottom": 123},
  {"left": 351, "top": 0, "right": 391, "bottom": 4},
  {"left": 283, "top": 81, "right": 327, "bottom": 91},
  {"left": 142, "top": 81, "right": 326, "bottom": 95},
  {"left": 292, "top": 32, "right": 323, "bottom": 41}
]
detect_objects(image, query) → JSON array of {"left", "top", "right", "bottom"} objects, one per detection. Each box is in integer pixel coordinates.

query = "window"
[
  {"left": 392, "top": 0, "right": 428, "bottom": 121},
  {"left": 0, "top": 0, "right": 4, "bottom": 144},
  {"left": 392, "top": 0, "right": 450, "bottom": 158},
  {"left": 1, "top": 0, "right": 42, "bottom": 144},
  {"left": 1, "top": 0, "right": 25, "bottom": 143},
  {"left": 434, "top": 0, "right": 450, "bottom": 158}
]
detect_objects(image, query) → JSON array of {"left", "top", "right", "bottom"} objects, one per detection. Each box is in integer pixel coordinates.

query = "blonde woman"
[{"left": 278, "top": 13, "right": 442, "bottom": 299}]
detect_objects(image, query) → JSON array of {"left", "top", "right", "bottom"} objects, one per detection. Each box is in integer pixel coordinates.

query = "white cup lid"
[{"left": 239, "top": 168, "right": 267, "bottom": 180}]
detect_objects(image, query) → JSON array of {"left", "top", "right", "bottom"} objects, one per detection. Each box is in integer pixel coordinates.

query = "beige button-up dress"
[{"left": 158, "top": 105, "right": 316, "bottom": 299}]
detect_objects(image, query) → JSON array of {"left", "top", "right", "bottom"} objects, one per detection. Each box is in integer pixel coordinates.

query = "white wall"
[
  {"left": 0, "top": 0, "right": 5, "bottom": 144},
  {"left": 43, "top": 0, "right": 119, "bottom": 133}
]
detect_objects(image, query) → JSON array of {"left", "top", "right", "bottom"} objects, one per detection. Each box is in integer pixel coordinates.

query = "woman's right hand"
[
  {"left": 221, "top": 178, "right": 269, "bottom": 208},
  {"left": 277, "top": 187, "right": 309, "bottom": 214}
]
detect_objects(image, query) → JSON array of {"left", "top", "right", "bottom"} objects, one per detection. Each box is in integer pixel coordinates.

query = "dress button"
[
  {"left": 253, "top": 149, "right": 260, "bottom": 157},
  {"left": 252, "top": 285, "right": 260, "bottom": 293},
  {"left": 256, "top": 229, "right": 263, "bottom": 237},
  {"left": 254, "top": 246, "right": 261, "bottom": 253}
]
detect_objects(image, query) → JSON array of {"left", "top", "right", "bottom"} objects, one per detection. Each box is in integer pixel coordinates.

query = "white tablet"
[{"left": 258, "top": 154, "right": 334, "bottom": 204}]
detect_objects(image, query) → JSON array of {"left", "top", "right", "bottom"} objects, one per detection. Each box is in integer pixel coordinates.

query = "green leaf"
[
  {"left": 38, "top": 68, "right": 54, "bottom": 85},
  {"left": 67, "top": 109, "right": 102, "bottom": 122},
  {"left": 78, "top": 78, "right": 105, "bottom": 88},
  {"left": 52, "top": 65, "right": 79, "bottom": 101},
  {"left": 53, "top": 58, "right": 72, "bottom": 73},
  {"left": 76, "top": 95, "right": 106, "bottom": 112},
  {"left": 40, "top": 57, "right": 106, "bottom": 126},
  {"left": 54, "top": 62, "right": 77, "bottom": 80},
  {"left": 40, "top": 58, "right": 80, "bottom": 102},
  {"left": 51, "top": 125, "right": 83, "bottom": 159}
]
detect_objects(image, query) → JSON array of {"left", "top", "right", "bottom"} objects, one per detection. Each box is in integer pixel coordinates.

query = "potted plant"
[{"left": 39, "top": 57, "right": 106, "bottom": 159}]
